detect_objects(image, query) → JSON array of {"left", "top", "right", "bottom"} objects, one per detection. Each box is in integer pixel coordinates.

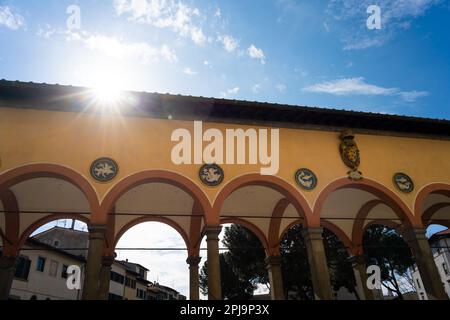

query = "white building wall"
[{"left": 10, "top": 246, "right": 84, "bottom": 300}]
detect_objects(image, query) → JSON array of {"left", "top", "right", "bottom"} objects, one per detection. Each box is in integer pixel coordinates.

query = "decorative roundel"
[
  {"left": 295, "top": 168, "right": 317, "bottom": 191},
  {"left": 199, "top": 164, "right": 224, "bottom": 187},
  {"left": 90, "top": 157, "right": 119, "bottom": 182},
  {"left": 393, "top": 172, "right": 414, "bottom": 193}
]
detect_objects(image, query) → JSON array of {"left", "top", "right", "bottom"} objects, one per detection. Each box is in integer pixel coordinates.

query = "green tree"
[
  {"left": 363, "top": 224, "right": 415, "bottom": 299},
  {"left": 199, "top": 252, "right": 255, "bottom": 300}
]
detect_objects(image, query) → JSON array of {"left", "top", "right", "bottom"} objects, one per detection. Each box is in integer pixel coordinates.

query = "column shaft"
[
  {"left": 205, "top": 226, "right": 222, "bottom": 300},
  {"left": 186, "top": 256, "right": 201, "bottom": 300},
  {"left": 302, "top": 227, "right": 333, "bottom": 300},
  {"left": 82, "top": 224, "right": 106, "bottom": 300},
  {"left": 405, "top": 228, "right": 448, "bottom": 300},
  {"left": 0, "top": 256, "right": 17, "bottom": 300},
  {"left": 349, "top": 255, "right": 374, "bottom": 300},
  {"left": 265, "top": 256, "right": 285, "bottom": 300},
  {"left": 98, "top": 256, "right": 114, "bottom": 300}
]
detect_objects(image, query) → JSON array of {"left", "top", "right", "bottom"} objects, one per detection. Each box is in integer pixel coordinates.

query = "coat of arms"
[
  {"left": 339, "top": 130, "right": 362, "bottom": 180},
  {"left": 295, "top": 168, "right": 317, "bottom": 191}
]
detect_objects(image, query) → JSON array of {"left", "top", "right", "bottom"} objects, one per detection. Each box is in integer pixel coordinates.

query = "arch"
[
  {"left": 415, "top": 183, "right": 450, "bottom": 224},
  {"left": 314, "top": 177, "right": 416, "bottom": 227},
  {"left": 0, "top": 164, "right": 100, "bottom": 213},
  {"left": 17, "top": 213, "right": 90, "bottom": 249},
  {"left": 113, "top": 216, "right": 190, "bottom": 255},
  {"left": 220, "top": 217, "right": 270, "bottom": 254},
  {"left": 320, "top": 219, "right": 354, "bottom": 256},
  {"left": 213, "top": 174, "right": 312, "bottom": 227},
  {"left": 268, "top": 198, "right": 291, "bottom": 254},
  {"left": 101, "top": 170, "right": 211, "bottom": 224}
]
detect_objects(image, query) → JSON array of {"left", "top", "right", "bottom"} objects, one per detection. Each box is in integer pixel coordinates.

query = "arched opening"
[
  {"left": 198, "top": 223, "right": 269, "bottom": 300},
  {"left": 278, "top": 222, "right": 356, "bottom": 300},
  {"left": 0, "top": 166, "right": 95, "bottom": 300},
  {"left": 114, "top": 221, "right": 188, "bottom": 301},
  {"left": 362, "top": 223, "right": 416, "bottom": 300},
  {"left": 8, "top": 218, "right": 88, "bottom": 300}
]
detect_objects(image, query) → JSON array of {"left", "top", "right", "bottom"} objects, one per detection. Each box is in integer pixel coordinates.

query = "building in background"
[
  {"left": 5, "top": 225, "right": 182, "bottom": 300},
  {"left": 147, "top": 282, "right": 186, "bottom": 300},
  {"left": 412, "top": 229, "right": 450, "bottom": 300}
]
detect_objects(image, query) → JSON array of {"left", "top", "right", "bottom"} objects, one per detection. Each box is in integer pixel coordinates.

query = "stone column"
[
  {"left": 186, "top": 256, "right": 201, "bottom": 300},
  {"left": 0, "top": 256, "right": 17, "bottom": 300},
  {"left": 404, "top": 228, "right": 448, "bottom": 300},
  {"left": 348, "top": 255, "right": 374, "bottom": 300},
  {"left": 265, "top": 255, "right": 285, "bottom": 300},
  {"left": 204, "top": 226, "right": 222, "bottom": 300},
  {"left": 302, "top": 227, "right": 333, "bottom": 300},
  {"left": 82, "top": 224, "right": 106, "bottom": 300},
  {"left": 98, "top": 255, "right": 114, "bottom": 300}
]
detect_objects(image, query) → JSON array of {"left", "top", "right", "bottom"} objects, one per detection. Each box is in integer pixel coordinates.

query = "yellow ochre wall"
[{"left": 1, "top": 106, "right": 450, "bottom": 221}]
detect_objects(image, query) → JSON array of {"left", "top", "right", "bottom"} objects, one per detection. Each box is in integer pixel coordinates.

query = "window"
[
  {"left": 136, "top": 288, "right": 146, "bottom": 299},
  {"left": 443, "top": 263, "right": 449, "bottom": 275},
  {"left": 110, "top": 271, "right": 124, "bottom": 284},
  {"left": 61, "top": 265, "right": 69, "bottom": 278},
  {"left": 416, "top": 278, "right": 422, "bottom": 289},
  {"left": 15, "top": 256, "right": 31, "bottom": 281},
  {"left": 125, "top": 277, "right": 136, "bottom": 289},
  {"left": 36, "top": 257, "right": 46, "bottom": 272},
  {"left": 53, "top": 240, "right": 60, "bottom": 247},
  {"left": 108, "top": 293, "right": 123, "bottom": 300},
  {"left": 49, "top": 260, "right": 58, "bottom": 277}
]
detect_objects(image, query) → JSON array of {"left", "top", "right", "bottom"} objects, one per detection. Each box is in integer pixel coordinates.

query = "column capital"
[
  {"left": 186, "top": 256, "right": 202, "bottom": 266},
  {"left": 203, "top": 226, "right": 222, "bottom": 241},
  {"left": 101, "top": 255, "right": 115, "bottom": 266},
  {"left": 403, "top": 228, "right": 428, "bottom": 242},
  {"left": 87, "top": 224, "right": 107, "bottom": 240},
  {"left": 301, "top": 227, "right": 324, "bottom": 241},
  {"left": 265, "top": 255, "right": 282, "bottom": 267}
]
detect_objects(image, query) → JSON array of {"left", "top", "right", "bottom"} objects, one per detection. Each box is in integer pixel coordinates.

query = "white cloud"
[
  {"left": 214, "top": 8, "right": 221, "bottom": 17},
  {"left": 220, "top": 86, "right": 240, "bottom": 98},
  {"left": 218, "top": 34, "right": 239, "bottom": 53},
  {"left": 276, "top": 83, "right": 287, "bottom": 93},
  {"left": 114, "top": 0, "right": 207, "bottom": 45},
  {"left": 0, "top": 6, "right": 25, "bottom": 30},
  {"left": 252, "top": 84, "right": 261, "bottom": 94},
  {"left": 304, "top": 77, "right": 428, "bottom": 102},
  {"left": 84, "top": 34, "right": 177, "bottom": 63},
  {"left": 398, "top": 90, "right": 429, "bottom": 102},
  {"left": 183, "top": 67, "right": 197, "bottom": 75},
  {"left": 327, "top": 0, "right": 441, "bottom": 50},
  {"left": 247, "top": 44, "right": 265, "bottom": 64}
]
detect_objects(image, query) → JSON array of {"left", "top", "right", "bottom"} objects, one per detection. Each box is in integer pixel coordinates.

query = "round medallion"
[
  {"left": 295, "top": 168, "right": 317, "bottom": 191},
  {"left": 90, "top": 157, "right": 119, "bottom": 182},
  {"left": 393, "top": 172, "right": 414, "bottom": 193},
  {"left": 199, "top": 164, "right": 224, "bottom": 187}
]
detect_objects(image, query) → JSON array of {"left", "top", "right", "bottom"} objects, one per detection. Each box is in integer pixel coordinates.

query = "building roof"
[
  {"left": 25, "top": 237, "right": 86, "bottom": 262},
  {"left": 429, "top": 228, "right": 450, "bottom": 244},
  {"left": 1, "top": 80, "right": 450, "bottom": 139},
  {"left": 32, "top": 226, "right": 89, "bottom": 259}
]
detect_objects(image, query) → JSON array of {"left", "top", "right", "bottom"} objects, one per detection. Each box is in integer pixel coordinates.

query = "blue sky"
[
  {"left": 4, "top": 0, "right": 450, "bottom": 298},
  {"left": 1, "top": 0, "right": 450, "bottom": 119}
]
